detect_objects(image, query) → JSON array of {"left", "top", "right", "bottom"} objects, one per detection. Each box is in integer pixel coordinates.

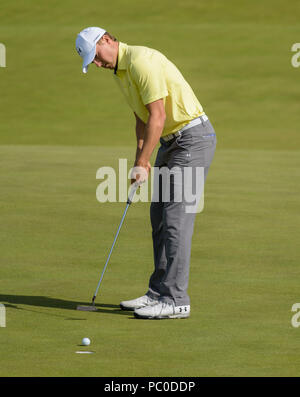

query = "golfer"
[{"left": 76, "top": 27, "right": 216, "bottom": 319}]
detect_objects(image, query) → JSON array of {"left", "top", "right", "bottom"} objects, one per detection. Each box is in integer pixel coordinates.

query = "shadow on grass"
[{"left": 0, "top": 294, "right": 130, "bottom": 316}]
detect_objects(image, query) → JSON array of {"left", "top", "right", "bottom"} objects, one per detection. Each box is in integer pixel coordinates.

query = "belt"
[{"left": 161, "top": 114, "right": 208, "bottom": 142}]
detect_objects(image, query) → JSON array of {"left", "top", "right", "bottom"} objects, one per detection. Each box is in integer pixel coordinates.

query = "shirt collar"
[{"left": 115, "top": 42, "right": 128, "bottom": 74}]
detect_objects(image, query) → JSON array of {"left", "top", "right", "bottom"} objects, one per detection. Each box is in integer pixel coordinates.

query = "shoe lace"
[{"left": 159, "top": 302, "right": 174, "bottom": 315}]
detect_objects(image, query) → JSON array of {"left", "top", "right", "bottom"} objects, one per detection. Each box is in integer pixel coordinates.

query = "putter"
[{"left": 76, "top": 182, "right": 139, "bottom": 311}]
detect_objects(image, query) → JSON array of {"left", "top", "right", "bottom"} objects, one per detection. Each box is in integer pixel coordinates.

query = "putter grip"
[{"left": 127, "top": 182, "right": 139, "bottom": 204}]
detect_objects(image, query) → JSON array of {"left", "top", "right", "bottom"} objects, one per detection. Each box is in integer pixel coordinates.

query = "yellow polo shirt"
[{"left": 113, "top": 42, "right": 205, "bottom": 137}]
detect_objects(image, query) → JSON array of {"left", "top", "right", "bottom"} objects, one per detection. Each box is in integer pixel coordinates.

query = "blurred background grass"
[{"left": 1, "top": 0, "right": 300, "bottom": 149}]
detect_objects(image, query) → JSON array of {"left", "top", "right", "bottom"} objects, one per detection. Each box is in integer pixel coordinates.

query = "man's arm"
[
  {"left": 134, "top": 112, "right": 146, "bottom": 166},
  {"left": 135, "top": 98, "right": 166, "bottom": 172},
  {"left": 131, "top": 112, "right": 149, "bottom": 185}
]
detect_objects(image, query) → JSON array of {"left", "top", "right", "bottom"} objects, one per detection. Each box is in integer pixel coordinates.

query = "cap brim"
[{"left": 82, "top": 45, "right": 96, "bottom": 74}]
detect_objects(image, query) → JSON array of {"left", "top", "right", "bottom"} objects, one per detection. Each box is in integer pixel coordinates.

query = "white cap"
[{"left": 75, "top": 27, "right": 106, "bottom": 73}]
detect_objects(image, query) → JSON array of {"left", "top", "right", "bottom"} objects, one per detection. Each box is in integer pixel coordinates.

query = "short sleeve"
[{"left": 130, "top": 56, "right": 168, "bottom": 105}]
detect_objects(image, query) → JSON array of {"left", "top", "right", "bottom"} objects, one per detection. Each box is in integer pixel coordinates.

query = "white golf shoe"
[
  {"left": 120, "top": 295, "right": 159, "bottom": 311},
  {"left": 134, "top": 301, "right": 190, "bottom": 319}
]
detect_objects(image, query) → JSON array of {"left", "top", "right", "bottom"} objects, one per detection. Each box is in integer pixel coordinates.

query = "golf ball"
[{"left": 82, "top": 337, "right": 90, "bottom": 346}]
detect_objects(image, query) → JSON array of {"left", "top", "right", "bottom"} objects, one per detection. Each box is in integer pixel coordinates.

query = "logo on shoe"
[{"left": 179, "top": 306, "right": 188, "bottom": 313}]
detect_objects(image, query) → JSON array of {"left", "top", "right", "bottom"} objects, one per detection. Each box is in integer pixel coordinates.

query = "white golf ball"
[{"left": 82, "top": 337, "right": 90, "bottom": 346}]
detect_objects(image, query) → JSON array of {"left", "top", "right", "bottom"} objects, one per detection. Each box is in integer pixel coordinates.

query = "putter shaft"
[{"left": 91, "top": 183, "right": 138, "bottom": 304}]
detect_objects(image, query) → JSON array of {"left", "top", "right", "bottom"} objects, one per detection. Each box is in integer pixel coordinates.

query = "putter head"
[{"left": 76, "top": 305, "right": 98, "bottom": 312}]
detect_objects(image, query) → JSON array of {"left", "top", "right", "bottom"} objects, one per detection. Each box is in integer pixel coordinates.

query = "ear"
[{"left": 102, "top": 34, "right": 110, "bottom": 44}]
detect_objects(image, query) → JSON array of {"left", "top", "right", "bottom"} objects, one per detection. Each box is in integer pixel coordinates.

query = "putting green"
[
  {"left": 1, "top": 0, "right": 300, "bottom": 377},
  {"left": 0, "top": 145, "right": 299, "bottom": 376}
]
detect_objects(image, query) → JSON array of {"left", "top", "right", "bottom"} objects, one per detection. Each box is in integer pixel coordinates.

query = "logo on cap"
[{"left": 94, "top": 34, "right": 101, "bottom": 42}]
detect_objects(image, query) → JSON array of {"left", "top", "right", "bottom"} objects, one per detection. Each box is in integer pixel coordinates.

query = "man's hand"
[{"left": 131, "top": 160, "right": 151, "bottom": 185}]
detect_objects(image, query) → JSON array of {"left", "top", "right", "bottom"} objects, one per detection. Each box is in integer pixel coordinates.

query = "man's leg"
[
  {"left": 147, "top": 144, "right": 168, "bottom": 299},
  {"left": 147, "top": 200, "right": 167, "bottom": 299},
  {"left": 160, "top": 193, "right": 196, "bottom": 306},
  {"left": 153, "top": 119, "right": 217, "bottom": 307},
  {"left": 159, "top": 119, "right": 216, "bottom": 307}
]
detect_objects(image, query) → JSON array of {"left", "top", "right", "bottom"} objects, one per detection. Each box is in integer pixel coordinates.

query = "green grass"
[
  {"left": 0, "top": 145, "right": 300, "bottom": 376},
  {"left": 0, "top": 0, "right": 300, "bottom": 377}
]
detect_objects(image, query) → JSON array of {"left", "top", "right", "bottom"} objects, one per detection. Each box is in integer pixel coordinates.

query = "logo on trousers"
[
  {"left": 0, "top": 43, "right": 6, "bottom": 68},
  {"left": 0, "top": 304, "right": 6, "bottom": 327}
]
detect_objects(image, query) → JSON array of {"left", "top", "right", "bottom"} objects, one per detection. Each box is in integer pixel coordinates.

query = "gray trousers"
[{"left": 146, "top": 116, "right": 217, "bottom": 306}]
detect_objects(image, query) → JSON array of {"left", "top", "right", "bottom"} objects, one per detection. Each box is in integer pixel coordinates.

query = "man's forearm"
[
  {"left": 136, "top": 115, "right": 165, "bottom": 165},
  {"left": 134, "top": 114, "right": 145, "bottom": 165}
]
